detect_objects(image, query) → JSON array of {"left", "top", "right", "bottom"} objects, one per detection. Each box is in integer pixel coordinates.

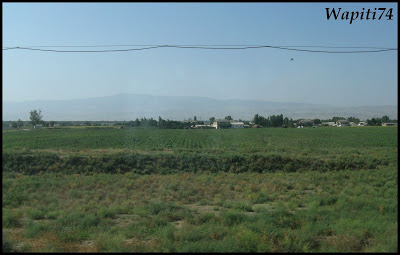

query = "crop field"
[{"left": 2, "top": 127, "right": 398, "bottom": 252}]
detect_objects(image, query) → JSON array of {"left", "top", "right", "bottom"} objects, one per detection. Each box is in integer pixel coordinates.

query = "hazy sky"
[{"left": 2, "top": 3, "right": 398, "bottom": 106}]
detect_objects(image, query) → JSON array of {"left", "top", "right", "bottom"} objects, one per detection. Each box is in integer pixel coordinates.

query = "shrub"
[
  {"left": 220, "top": 211, "right": 247, "bottom": 226},
  {"left": 2, "top": 209, "right": 22, "bottom": 228}
]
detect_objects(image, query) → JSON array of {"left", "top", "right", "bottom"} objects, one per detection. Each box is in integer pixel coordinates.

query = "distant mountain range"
[{"left": 3, "top": 93, "right": 397, "bottom": 121}]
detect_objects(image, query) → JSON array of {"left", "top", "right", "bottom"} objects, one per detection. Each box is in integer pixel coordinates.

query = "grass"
[
  {"left": 2, "top": 126, "right": 398, "bottom": 252},
  {"left": 2, "top": 126, "right": 397, "bottom": 154},
  {"left": 2, "top": 166, "right": 398, "bottom": 252}
]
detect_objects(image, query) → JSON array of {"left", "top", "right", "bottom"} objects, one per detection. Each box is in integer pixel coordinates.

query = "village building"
[
  {"left": 336, "top": 120, "right": 350, "bottom": 127},
  {"left": 382, "top": 123, "right": 397, "bottom": 126},
  {"left": 212, "top": 119, "right": 231, "bottom": 129},
  {"left": 322, "top": 122, "right": 336, "bottom": 126},
  {"left": 297, "top": 119, "right": 314, "bottom": 127},
  {"left": 194, "top": 124, "right": 214, "bottom": 129},
  {"left": 230, "top": 122, "right": 244, "bottom": 129}
]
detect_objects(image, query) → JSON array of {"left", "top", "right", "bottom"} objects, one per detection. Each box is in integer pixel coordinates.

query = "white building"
[
  {"left": 336, "top": 120, "right": 350, "bottom": 127},
  {"left": 382, "top": 123, "right": 397, "bottom": 126},
  {"left": 231, "top": 122, "right": 244, "bottom": 129},
  {"left": 322, "top": 122, "right": 336, "bottom": 126},
  {"left": 212, "top": 119, "right": 231, "bottom": 129}
]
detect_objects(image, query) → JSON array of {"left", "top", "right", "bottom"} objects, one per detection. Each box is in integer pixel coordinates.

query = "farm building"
[
  {"left": 336, "top": 120, "right": 350, "bottom": 127},
  {"left": 53, "top": 124, "right": 60, "bottom": 127},
  {"left": 34, "top": 124, "right": 43, "bottom": 129},
  {"left": 358, "top": 122, "right": 367, "bottom": 126},
  {"left": 194, "top": 124, "right": 214, "bottom": 129},
  {"left": 212, "top": 119, "right": 231, "bottom": 129},
  {"left": 297, "top": 119, "right": 314, "bottom": 127},
  {"left": 230, "top": 122, "right": 244, "bottom": 129},
  {"left": 322, "top": 122, "right": 336, "bottom": 126},
  {"left": 382, "top": 123, "right": 397, "bottom": 126}
]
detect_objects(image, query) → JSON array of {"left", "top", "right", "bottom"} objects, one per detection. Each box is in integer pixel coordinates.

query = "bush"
[
  {"left": 3, "top": 209, "right": 22, "bottom": 228},
  {"left": 220, "top": 211, "right": 247, "bottom": 226}
]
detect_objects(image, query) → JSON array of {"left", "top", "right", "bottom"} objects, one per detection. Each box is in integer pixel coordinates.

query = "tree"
[
  {"left": 194, "top": 116, "right": 197, "bottom": 122},
  {"left": 331, "top": 116, "right": 345, "bottom": 122},
  {"left": 381, "top": 115, "right": 390, "bottom": 123},
  {"left": 347, "top": 117, "right": 360, "bottom": 124},
  {"left": 209, "top": 117, "right": 215, "bottom": 123},
  {"left": 313, "top": 118, "right": 321, "bottom": 125},
  {"left": 49, "top": 121, "right": 55, "bottom": 127},
  {"left": 135, "top": 118, "right": 140, "bottom": 127},
  {"left": 29, "top": 109, "right": 43, "bottom": 126},
  {"left": 11, "top": 122, "right": 18, "bottom": 128},
  {"left": 283, "top": 117, "right": 289, "bottom": 128},
  {"left": 17, "top": 119, "right": 24, "bottom": 128},
  {"left": 158, "top": 116, "right": 165, "bottom": 128},
  {"left": 253, "top": 114, "right": 259, "bottom": 125},
  {"left": 225, "top": 115, "right": 232, "bottom": 121},
  {"left": 288, "top": 118, "right": 295, "bottom": 128}
]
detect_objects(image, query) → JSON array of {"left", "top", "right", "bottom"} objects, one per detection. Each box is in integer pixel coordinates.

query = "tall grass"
[
  {"left": 2, "top": 166, "right": 397, "bottom": 252},
  {"left": 2, "top": 127, "right": 397, "bottom": 252}
]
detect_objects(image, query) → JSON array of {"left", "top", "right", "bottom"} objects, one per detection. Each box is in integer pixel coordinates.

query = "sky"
[{"left": 2, "top": 2, "right": 398, "bottom": 106}]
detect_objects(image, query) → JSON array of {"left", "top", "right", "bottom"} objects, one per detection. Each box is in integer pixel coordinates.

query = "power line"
[
  {"left": 2, "top": 44, "right": 396, "bottom": 49},
  {"left": 2, "top": 45, "right": 165, "bottom": 52},
  {"left": 2, "top": 45, "right": 397, "bottom": 53}
]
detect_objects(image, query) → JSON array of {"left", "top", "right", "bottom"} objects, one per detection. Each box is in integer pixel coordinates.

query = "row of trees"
[
  {"left": 311, "top": 117, "right": 361, "bottom": 125},
  {"left": 158, "top": 117, "right": 191, "bottom": 129},
  {"left": 366, "top": 116, "right": 397, "bottom": 126},
  {"left": 188, "top": 116, "right": 233, "bottom": 123},
  {"left": 253, "top": 114, "right": 295, "bottom": 128},
  {"left": 322, "top": 115, "right": 396, "bottom": 126},
  {"left": 123, "top": 118, "right": 158, "bottom": 128}
]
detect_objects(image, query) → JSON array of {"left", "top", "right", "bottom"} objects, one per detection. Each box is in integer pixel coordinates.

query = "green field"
[{"left": 2, "top": 127, "right": 398, "bottom": 252}]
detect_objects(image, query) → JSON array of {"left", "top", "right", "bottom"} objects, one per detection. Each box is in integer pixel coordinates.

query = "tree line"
[
  {"left": 4, "top": 109, "right": 398, "bottom": 129},
  {"left": 253, "top": 114, "right": 295, "bottom": 128}
]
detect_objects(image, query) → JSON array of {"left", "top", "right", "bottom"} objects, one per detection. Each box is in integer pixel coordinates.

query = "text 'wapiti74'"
[{"left": 326, "top": 8, "right": 394, "bottom": 24}]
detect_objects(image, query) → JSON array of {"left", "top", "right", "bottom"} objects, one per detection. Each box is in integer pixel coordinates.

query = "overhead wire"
[
  {"left": 2, "top": 44, "right": 396, "bottom": 49},
  {"left": 2, "top": 44, "right": 397, "bottom": 53}
]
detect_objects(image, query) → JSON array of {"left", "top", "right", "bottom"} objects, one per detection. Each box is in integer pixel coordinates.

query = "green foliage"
[
  {"left": 1, "top": 126, "right": 397, "bottom": 252},
  {"left": 27, "top": 208, "right": 47, "bottom": 220},
  {"left": 3, "top": 208, "right": 22, "bottom": 228},
  {"left": 24, "top": 222, "right": 50, "bottom": 238},
  {"left": 220, "top": 211, "right": 247, "bottom": 226},
  {"left": 2, "top": 166, "right": 397, "bottom": 252},
  {"left": 232, "top": 201, "right": 254, "bottom": 212},
  {"left": 367, "top": 115, "right": 397, "bottom": 126},
  {"left": 2, "top": 233, "right": 14, "bottom": 252},
  {"left": 29, "top": 109, "right": 43, "bottom": 126},
  {"left": 253, "top": 113, "right": 285, "bottom": 127}
]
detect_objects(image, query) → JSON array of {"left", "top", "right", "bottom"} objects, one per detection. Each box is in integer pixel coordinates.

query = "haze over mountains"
[{"left": 3, "top": 93, "right": 397, "bottom": 121}]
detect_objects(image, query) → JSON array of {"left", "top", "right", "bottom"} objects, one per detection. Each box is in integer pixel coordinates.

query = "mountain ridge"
[{"left": 3, "top": 93, "right": 397, "bottom": 121}]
